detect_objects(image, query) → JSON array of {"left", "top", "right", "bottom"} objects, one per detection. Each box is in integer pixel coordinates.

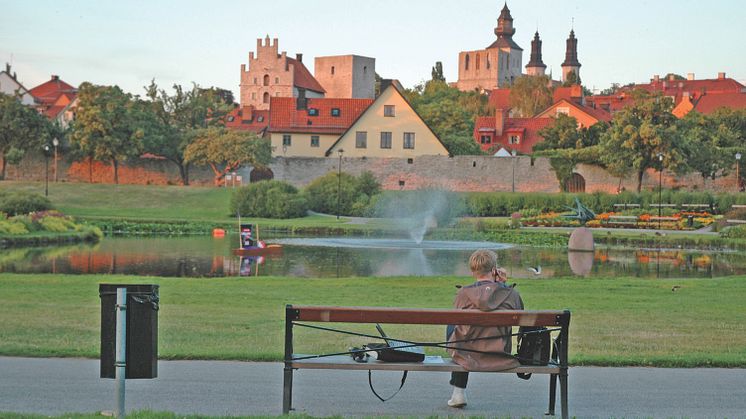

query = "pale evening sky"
[{"left": 1, "top": 0, "right": 744, "bottom": 98}]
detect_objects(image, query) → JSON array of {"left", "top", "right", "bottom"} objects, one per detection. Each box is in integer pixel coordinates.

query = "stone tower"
[
  {"left": 525, "top": 31, "right": 547, "bottom": 76},
  {"left": 455, "top": 2, "right": 523, "bottom": 91},
  {"left": 561, "top": 30, "right": 581, "bottom": 83},
  {"left": 314, "top": 55, "right": 376, "bottom": 99}
]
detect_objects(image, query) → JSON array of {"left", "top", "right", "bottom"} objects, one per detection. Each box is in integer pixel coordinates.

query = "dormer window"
[
  {"left": 509, "top": 135, "right": 520, "bottom": 144},
  {"left": 331, "top": 108, "right": 341, "bottom": 117},
  {"left": 308, "top": 108, "right": 319, "bottom": 116},
  {"left": 384, "top": 105, "right": 395, "bottom": 117}
]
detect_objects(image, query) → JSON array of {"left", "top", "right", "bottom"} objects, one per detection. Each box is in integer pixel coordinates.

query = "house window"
[
  {"left": 263, "top": 92, "right": 270, "bottom": 104},
  {"left": 384, "top": 105, "right": 395, "bottom": 117},
  {"left": 257, "top": 116, "right": 264, "bottom": 122},
  {"left": 253, "top": 77, "right": 258, "bottom": 85},
  {"left": 407, "top": 158, "right": 414, "bottom": 164},
  {"left": 465, "top": 54, "right": 470, "bottom": 70},
  {"left": 331, "top": 108, "right": 341, "bottom": 117},
  {"left": 556, "top": 107, "right": 570, "bottom": 116},
  {"left": 310, "top": 136, "right": 320, "bottom": 147},
  {"left": 227, "top": 115, "right": 235, "bottom": 122},
  {"left": 363, "top": 66, "right": 368, "bottom": 75},
  {"left": 331, "top": 66, "right": 335, "bottom": 75},
  {"left": 480, "top": 135, "right": 491, "bottom": 144},
  {"left": 308, "top": 108, "right": 319, "bottom": 116},
  {"left": 263, "top": 75, "right": 270, "bottom": 86},
  {"left": 251, "top": 93, "right": 256, "bottom": 100},
  {"left": 509, "top": 135, "right": 520, "bottom": 144},
  {"left": 356, "top": 131, "right": 367, "bottom": 149},
  {"left": 403, "top": 132, "right": 415, "bottom": 149},
  {"left": 486, "top": 53, "right": 490, "bottom": 69},
  {"left": 275, "top": 77, "right": 279, "bottom": 84},
  {"left": 476, "top": 54, "right": 481, "bottom": 70},
  {"left": 380, "top": 132, "right": 392, "bottom": 149},
  {"left": 282, "top": 134, "right": 292, "bottom": 146}
]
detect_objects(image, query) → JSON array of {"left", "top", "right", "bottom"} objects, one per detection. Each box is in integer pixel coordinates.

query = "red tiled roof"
[
  {"left": 553, "top": 85, "right": 583, "bottom": 103},
  {"left": 44, "top": 105, "right": 67, "bottom": 119},
  {"left": 693, "top": 92, "right": 746, "bottom": 114},
  {"left": 268, "top": 97, "right": 373, "bottom": 134},
  {"left": 488, "top": 88, "right": 512, "bottom": 110},
  {"left": 29, "top": 76, "right": 77, "bottom": 105},
  {"left": 473, "top": 116, "right": 552, "bottom": 154},
  {"left": 225, "top": 105, "right": 269, "bottom": 135},
  {"left": 286, "top": 57, "right": 326, "bottom": 94},
  {"left": 579, "top": 103, "right": 612, "bottom": 122}
]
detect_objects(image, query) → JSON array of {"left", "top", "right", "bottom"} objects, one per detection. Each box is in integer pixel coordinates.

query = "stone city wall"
[{"left": 2, "top": 154, "right": 739, "bottom": 193}]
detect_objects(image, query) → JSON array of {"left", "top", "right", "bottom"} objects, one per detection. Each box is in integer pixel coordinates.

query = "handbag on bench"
[{"left": 515, "top": 326, "right": 552, "bottom": 380}]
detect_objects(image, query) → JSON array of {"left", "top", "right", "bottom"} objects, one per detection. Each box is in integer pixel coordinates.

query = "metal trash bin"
[
  {"left": 100, "top": 284, "right": 159, "bottom": 379},
  {"left": 687, "top": 215, "right": 694, "bottom": 228}
]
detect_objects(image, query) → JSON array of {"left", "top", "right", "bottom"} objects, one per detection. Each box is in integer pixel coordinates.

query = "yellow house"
[{"left": 325, "top": 84, "right": 449, "bottom": 157}]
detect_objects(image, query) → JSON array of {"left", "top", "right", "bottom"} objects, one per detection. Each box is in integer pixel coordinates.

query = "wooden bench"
[
  {"left": 681, "top": 204, "right": 712, "bottom": 209},
  {"left": 608, "top": 215, "right": 638, "bottom": 225},
  {"left": 613, "top": 203, "right": 641, "bottom": 209},
  {"left": 649, "top": 204, "right": 678, "bottom": 208},
  {"left": 283, "top": 305, "right": 571, "bottom": 418}
]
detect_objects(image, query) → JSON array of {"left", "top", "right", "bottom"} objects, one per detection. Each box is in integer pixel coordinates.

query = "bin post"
[{"left": 115, "top": 287, "right": 127, "bottom": 418}]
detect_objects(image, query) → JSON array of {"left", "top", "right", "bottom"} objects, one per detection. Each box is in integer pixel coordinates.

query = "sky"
[{"left": 2, "top": 0, "right": 745, "bottom": 98}]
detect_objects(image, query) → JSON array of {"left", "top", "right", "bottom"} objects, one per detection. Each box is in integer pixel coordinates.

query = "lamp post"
[
  {"left": 657, "top": 152, "right": 664, "bottom": 230},
  {"left": 44, "top": 145, "right": 50, "bottom": 197},
  {"left": 736, "top": 152, "right": 742, "bottom": 192},
  {"left": 511, "top": 149, "right": 517, "bottom": 193},
  {"left": 52, "top": 137, "right": 59, "bottom": 182},
  {"left": 337, "top": 149, "right": 344, "bottom": 220}
]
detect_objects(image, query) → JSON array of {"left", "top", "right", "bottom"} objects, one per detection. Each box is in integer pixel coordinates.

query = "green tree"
[
  {"left": 70, "top": 83, "right": 143, "bottom": 184},
  {"left": 562, "top": 70, "right": 580, "bottom": 87},
  {"left": 0, "top": 93, "right": 52, "bottom": 180},
  {"left": 183, "top": 127, "right": 271, "bottom": 186},
  {"left": 509, "top": 75, "right": 553, "bottom": 117},
  {"left": 142, "top": 81, "right": 234, "bottom": 185},
  {"left": 431, "top": 61, "right": 445, "bottom": 82},
  {"left": 534, "top": 114, "right": 606, "bottom": 190},
  {"left": 598, "top": 90, "right": 685, "bottom": 192}
]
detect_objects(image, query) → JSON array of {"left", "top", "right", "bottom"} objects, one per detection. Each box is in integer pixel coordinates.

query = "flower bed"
[{"left": 522, "top": 210, "right": 719, "bottom": 230}]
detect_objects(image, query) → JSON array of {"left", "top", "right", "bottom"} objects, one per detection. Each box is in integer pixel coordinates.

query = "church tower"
[
  {"left": 561, "top": 30, "right": 581, "bottom": 83},
  {"left": 525, "top": 31, "right": 547, "bottom": 76}
]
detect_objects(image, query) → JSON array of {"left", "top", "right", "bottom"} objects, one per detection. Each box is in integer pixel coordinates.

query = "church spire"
[
  {"left": 525, "top": 31, "right": 547, "bottom": 76},
  {"left": 561, "top": 29, "right": 581, "bottom": 83},
  {"left": 488, "top": 2, "right": 522, "bottom": 51}
]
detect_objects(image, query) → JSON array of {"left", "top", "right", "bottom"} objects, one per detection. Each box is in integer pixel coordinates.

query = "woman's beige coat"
[{"left": 447, "top": 281, "right": 524, "bottom": 371}]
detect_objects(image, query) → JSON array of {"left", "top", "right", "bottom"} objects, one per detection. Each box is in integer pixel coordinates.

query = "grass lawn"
[{"left": 1, "top": 273, "right": 744, "bottom": 367}]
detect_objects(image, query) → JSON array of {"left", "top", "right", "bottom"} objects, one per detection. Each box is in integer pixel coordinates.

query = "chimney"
[
  {"left": 296, "top": 88, "right": 307, "bottom": 110},
  {"left": 653, "top": 74, "right": 660, "bottom": 83},
  {"left": 687, "top": 73, "right": 695, "bottom": 81},
  {"left": 296, "top": 53, "right": 303, "bottom": 63},
  {"left": 718, "top": 72, "right": 726, "bottom": 79},
  {"left": 5, "top": 63, "right": 9, "bottom": 73},
  {"left": 668, "top": 74, "right": 676, "bottom": 81},
  {"left": 495, "top": 109, "right": 506, "bottom": 136},
  {"left": 51, "top": 75, "right": 59, "bottom": 81}
]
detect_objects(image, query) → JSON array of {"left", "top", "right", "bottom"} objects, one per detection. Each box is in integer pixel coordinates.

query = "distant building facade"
[
  {"left": 314, "top": 55, "right": 376, "bottom": 99},
  {"left": 0, "top": 63, "right": 35, "bottom": 105},
  {"left": 239, "top": 36, "right": 326, "bottom": 110},
  {"left": 455, "top": 3, "right": 523, "bottom": 91},
  {"left": 28, "top": 74, "right": 78, "bottom": 127}
]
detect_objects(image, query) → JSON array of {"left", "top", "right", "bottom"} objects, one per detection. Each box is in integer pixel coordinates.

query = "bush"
[
  {"left": 304, "top": 172, "right": 381, "bottom": 217},
  {"left": 0, "top": 219, "right": 29, "bottom": 235},
  {"left": 231, "top": 180, "right": 308, "bottom": 219},
  {"left": 0, "top": 191, "right": 52, "bottom": 216},
  {"left": 721, "top": 225, "right": 746, "bottom": 239}
]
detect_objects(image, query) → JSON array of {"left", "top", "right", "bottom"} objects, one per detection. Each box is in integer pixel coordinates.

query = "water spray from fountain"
[{"left": 373, "top": 189, "right": 462, "bottom": 244}]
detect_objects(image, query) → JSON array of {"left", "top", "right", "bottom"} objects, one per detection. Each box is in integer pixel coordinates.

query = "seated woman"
[{"left": 446, "top": 249, "right": 524, "bottom": 408}]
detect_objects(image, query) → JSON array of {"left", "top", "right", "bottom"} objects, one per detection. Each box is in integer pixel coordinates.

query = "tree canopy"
[
  {"left": 0, "top": 93, "right": 52, "bottom": 180},
  {"left": 509, "top": 75, "right": 553, "bottom": 117}
]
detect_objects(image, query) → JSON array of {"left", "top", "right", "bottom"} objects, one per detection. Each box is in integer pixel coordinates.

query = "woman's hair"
[{"left": 469, "top": 249, "right": 498, "bottom": 277}]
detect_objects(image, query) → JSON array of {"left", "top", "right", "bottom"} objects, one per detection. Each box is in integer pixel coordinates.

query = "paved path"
[{"left": 2, "top": 357, "right": 745, "bottom": 418}]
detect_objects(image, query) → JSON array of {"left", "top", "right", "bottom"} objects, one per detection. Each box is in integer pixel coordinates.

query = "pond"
[{"left": 2, "top": 235, "right": 745, "bottom": 279}]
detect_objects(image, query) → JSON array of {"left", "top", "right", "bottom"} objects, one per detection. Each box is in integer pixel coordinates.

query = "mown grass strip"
[{"left": 1, "top": 273, "right": 744, "bottom": 367}]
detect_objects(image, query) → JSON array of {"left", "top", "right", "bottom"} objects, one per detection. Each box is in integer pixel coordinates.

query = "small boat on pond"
[{"left": 232, "top": 222, "right": 283, "bottom": 256}]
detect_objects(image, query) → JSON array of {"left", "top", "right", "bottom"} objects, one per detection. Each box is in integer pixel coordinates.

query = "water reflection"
[{"left": 1, "top": 235, "right": 744, "bottom": 279}]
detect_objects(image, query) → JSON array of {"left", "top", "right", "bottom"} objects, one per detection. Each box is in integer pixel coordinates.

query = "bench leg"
[
  {"left": 559, "top": 371, "right": 569, "bottom": 419},
  {"left": 282, "top": 366, "right": 293, "bottom": 414},
  {"left": 546, "top": 373, "right": 557, "bottom": 416}
]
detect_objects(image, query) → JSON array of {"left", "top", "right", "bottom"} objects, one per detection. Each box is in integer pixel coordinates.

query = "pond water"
[{"left": 2, "top": 235, "right": 745, "bottom": 279}]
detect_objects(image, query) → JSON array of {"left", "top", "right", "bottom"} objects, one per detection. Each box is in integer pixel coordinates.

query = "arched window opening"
[
  {"left": 263, "top": 92, "right": 270, "bottom": 104},
  {"left": 263, "top": 74, "right": 270, "bottom": 86}
]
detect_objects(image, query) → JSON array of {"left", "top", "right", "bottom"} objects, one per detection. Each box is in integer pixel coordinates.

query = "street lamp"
[
  {"left": 52, "top": 137, "right": 59, "bottom": 182},
  {"left": 511, "top": 149, "right": 517, "bottom": 193},
  {"left": 657, "top": 152, "right": 664, "bottom": 230},
  {"left": 337, "top": 148, "right": 344, "bottom": 220},
  {"left": 44, "top": 145, "right": 50, "bottom": 197},
  {"left": 736, "top": 152, "right": 742, "bottom": 192}
]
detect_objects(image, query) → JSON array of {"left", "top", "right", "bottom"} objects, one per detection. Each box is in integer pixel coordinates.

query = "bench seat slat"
[
  {"left": 290, "top": 354, "right": 560, "bottom": 374},
  {"left": 290, "top": 306, "right": 567, "bottom": 326}
]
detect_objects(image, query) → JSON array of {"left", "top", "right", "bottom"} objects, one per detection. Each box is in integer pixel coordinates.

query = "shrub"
[
  {"left": 231, "top": 180, "right": 308, "bottom": 219},
  {"left": 0, "top": 191, "right": 52, "bottom": 216},
  {"left": 39, "top": 215, "right": 78, "bottom": 232},
  {"left": 304, "top": 172, "right": 382, "bottom": 217},
  {"left": 721, "top": 225, "right": 746, "bottom": 239},
  {"left": 0, "top": 219, "right": 29, "bottom": 235}
]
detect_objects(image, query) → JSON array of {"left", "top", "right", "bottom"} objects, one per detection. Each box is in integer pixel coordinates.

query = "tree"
[
  {"left": 405, "top": 81, "right": 490, "bottom": 155},
  {"left": 562, "top": 70, "right": 580, "bottom": 87},
  {"left": 142, "top": 81, "right": 234, "bottom": 185},
  {"left": 598, "top": 90, "right": 685, "bottom": 191},
  {"left": 534, "top": 114, "right": 606, "bottom": 190},
  {"left": 70, "top": 83, "right": 143, "bottom": 184},
  {"left": 183, "top": 127, "right": 271, "bottom": 186},
  {"left": 509, "top": 75, "right": 553, "bottom": 117},
  {"left": 0, "top": 93, "right": 52, "bottom": 180},
  {"left": 431, "top": 61, "right": 445, "bottom": 82},
  {"left": 598, "top": 83, "right": 621, "bottom": 96},
  {"left": 677, "top": 110, "right": 742, "bottom": 184}
]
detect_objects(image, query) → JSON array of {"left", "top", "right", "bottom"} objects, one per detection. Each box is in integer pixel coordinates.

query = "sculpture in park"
[{"left": 562, "top": 197, "right": 596, "bottom": 226}]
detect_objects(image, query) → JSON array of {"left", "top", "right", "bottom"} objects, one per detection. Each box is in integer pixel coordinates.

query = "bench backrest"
[{"left": 287, "top": 305, "right": 570, "bottom": 327}]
